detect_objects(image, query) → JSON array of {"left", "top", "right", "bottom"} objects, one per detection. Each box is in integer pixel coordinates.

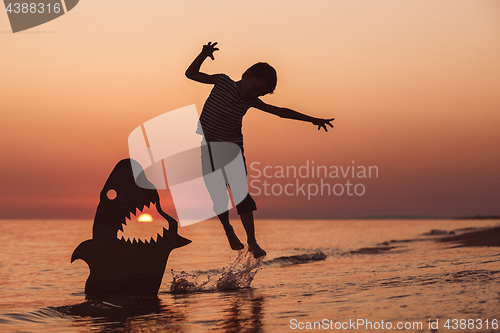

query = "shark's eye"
[{"left": 106, "top": 189, "right": 117, "bottom": 200}]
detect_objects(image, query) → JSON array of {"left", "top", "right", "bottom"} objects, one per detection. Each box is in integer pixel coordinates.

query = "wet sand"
[{"left": 439, "top": 226, "right": 500, "bottom": 247}]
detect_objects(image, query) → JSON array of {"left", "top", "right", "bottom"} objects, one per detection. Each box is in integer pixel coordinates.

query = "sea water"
[{"left": 1, "top": 219, "right": 499, "bottom": 332}]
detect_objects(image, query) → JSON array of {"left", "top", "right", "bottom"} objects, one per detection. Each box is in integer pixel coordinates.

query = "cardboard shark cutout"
[{"left": 71, "top": 159, "right": 191, "bottom": 295}]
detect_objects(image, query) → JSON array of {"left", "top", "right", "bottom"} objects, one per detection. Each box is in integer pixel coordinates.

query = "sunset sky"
[{"left": 1, "top": 0, "right": 499, "bottom": 220}]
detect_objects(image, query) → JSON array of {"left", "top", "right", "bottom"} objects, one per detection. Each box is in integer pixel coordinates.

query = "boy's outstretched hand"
[
  {"left": 312, "top": 118, "right": 335, "bottom": 132},
  {"left": 202, "top": 41, "right": 219, "bottom": 60}
]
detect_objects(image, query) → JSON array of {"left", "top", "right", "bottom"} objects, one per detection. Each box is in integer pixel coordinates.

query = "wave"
[
  {"left": 349, "top": 246, "right": 397, "bottom": 255},
  {"left": 2, "top": 307, "right": 65, "bottom": 324},
  {"left": 54, "top": 296, "right": 163, "bottom": 319},
  {"left": 262, "top": 251, "right": 327, "bottom": 266},
  {"left": 168, "top": 250, "right": 328, "bottom": 293}
]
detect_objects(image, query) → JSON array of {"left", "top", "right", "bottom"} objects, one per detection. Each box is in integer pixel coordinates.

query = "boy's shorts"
[{"left": 201, "top": 139, "right": 257, "bottom": 215}]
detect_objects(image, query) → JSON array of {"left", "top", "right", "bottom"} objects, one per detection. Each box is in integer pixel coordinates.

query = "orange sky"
[{"left": 1, "top": 0, "right": 499, "bottom": 219}]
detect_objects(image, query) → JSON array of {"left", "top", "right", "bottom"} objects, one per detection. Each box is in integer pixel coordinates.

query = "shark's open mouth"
[
  {"left": 117, "top": 201, "right": 172, "bottom": 244},
  {"left": 122, "top": 201, "right": 152, "bottom": 222}
]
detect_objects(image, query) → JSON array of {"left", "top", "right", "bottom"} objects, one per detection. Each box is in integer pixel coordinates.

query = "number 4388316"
[
  {"left": 6, "top": 3, "right": 61, "bottom": 14},
  {"left": 444, "top": 319, "right": 498, "bottom": 330}
]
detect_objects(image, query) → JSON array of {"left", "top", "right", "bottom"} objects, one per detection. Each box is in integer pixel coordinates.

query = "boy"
[{"left": 186, "top": 41, "right": 334, "bottom": 258}]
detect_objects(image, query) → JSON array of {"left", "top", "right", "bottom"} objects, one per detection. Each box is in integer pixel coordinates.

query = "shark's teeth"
[
  {"left": 119, "top": 236, "right": 159, "bottom": 244},
  {"left": 118, "top": 224, "right": 123, "bottom": 232},
  {"left": 138, "top": 205, "right": 144, "bottom": 212},
  {"left": 118, "top": 230, "right": 161, "bottom": 244},
  {"left": 145, "top": 202, "right": 150, "bottom": 208},
  {"left": 126, "top": 211, "right": 131, "bottom": 220}
]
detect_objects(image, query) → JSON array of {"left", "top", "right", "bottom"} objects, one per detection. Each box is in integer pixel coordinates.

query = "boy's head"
[{"left": 241, "top": 62, "right": 277, "bottom": 99}]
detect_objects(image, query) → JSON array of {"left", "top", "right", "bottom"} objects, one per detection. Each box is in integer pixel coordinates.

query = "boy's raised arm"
[
  {"left": 185, "top": 42, "right": 221, "bottom": 84},
  {"left": 252, "top": 98, "right": 334, "bottom": 132}
]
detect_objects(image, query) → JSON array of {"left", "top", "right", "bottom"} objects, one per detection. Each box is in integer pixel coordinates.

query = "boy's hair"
[{"left": 243, "top": 62, "right": 277, "bottom": 94}]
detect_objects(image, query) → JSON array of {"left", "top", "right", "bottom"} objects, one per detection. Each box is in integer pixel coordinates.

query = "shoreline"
[{"left": 439, "top": 226, "right": 500, "bottom": 247}]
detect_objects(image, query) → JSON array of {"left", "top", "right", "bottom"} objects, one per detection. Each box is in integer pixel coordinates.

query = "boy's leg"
[
  {"left": 229, "top": 143, "right": 265, "bottom": 258},
  {"left": 201, "top": 141, "right": 243, "bottom": 250},
  {"left": 240, "top": 211, "right": 266, "bottom": 258},
  {"left": 218, "top": 211, "right": 244, "bottom": 250}
]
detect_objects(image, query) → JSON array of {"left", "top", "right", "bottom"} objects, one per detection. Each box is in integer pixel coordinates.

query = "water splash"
[{"left": 170, "top": 249, "right": 264, "bottom": 293}]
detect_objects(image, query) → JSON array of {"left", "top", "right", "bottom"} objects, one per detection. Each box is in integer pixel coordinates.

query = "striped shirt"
[{"left": 196, "top": 74, "right": 257, "bottom": 143}]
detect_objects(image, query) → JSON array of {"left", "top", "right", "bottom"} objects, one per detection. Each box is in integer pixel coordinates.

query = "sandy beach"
[{"left": 440, "top": 225, "right": 500, "bottom": 247}]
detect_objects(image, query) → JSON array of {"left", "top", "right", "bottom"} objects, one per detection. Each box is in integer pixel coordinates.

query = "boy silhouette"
[{"left": 186, "top": 42, "right": 334, "bottom": 258}]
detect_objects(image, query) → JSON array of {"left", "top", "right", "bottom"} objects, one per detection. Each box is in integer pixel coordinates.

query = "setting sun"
[{"left": 137, "top": 213, "right": 153, "bottom": 222}]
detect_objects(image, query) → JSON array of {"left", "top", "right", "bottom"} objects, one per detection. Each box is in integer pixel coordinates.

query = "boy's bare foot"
[
  {"left": 225, "top": 227, "right": 244, "bottom": 250},
  {"left": 248, "top": 241, "right": 266, "bottom": 259}
]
